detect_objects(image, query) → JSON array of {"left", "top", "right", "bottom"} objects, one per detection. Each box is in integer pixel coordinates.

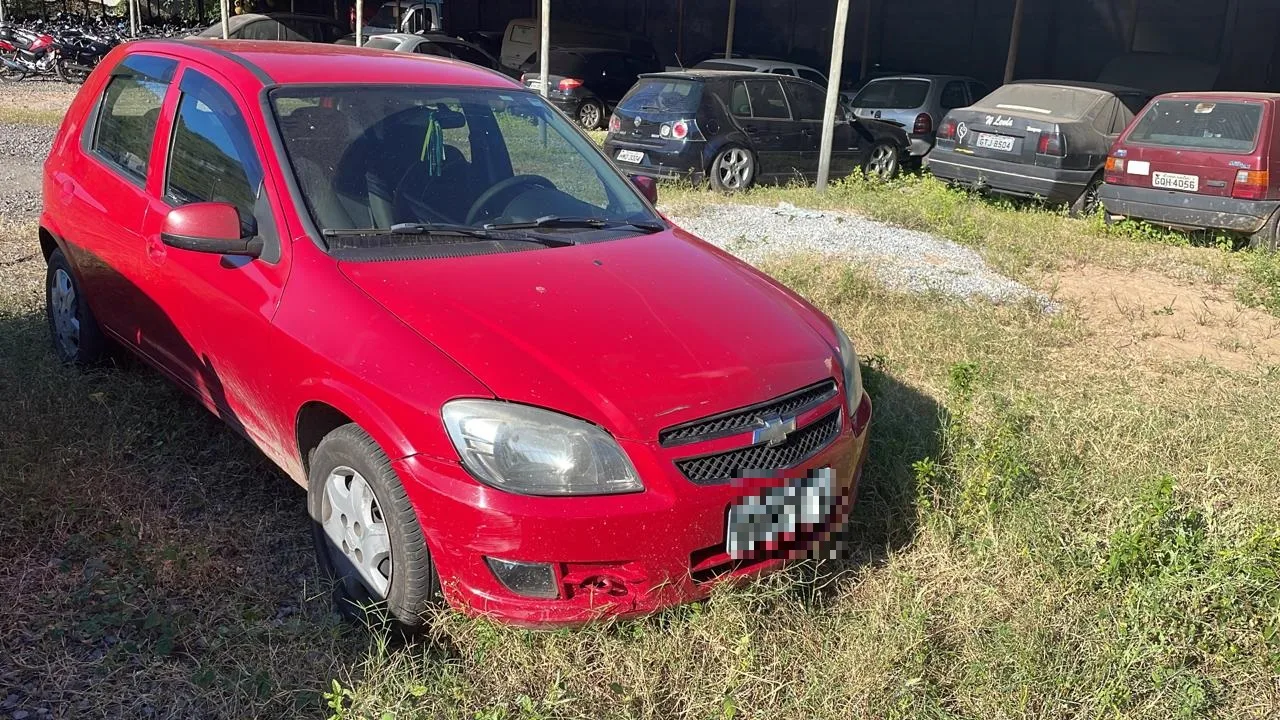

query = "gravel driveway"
[
  {"left": 0, "top": 122, "right": 55, "bottom": 222},
  {"left": 670, "top": 202, "right": 1050, "bottom": 307}
]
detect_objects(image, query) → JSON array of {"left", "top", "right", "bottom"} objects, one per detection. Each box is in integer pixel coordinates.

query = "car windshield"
[
  {"left": 975, "top": 84, "right": 1103, "bottom": 120},
  {"left": 852, "top": 79, "right": 930, "bottom": 109},
  {"left": 618, "top": 79, "right": 703, "bottom": 114},
  {"left": 269, "top": 86, "right": 659, "bottom": 239},
  {"left": 1127, "top": 99, "right": 1263, "bottom": 151}
]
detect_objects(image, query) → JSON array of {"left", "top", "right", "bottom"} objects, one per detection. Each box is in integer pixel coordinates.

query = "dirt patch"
[{"left": 1049, "top": 265, "right": 1280, "bottom": 372}]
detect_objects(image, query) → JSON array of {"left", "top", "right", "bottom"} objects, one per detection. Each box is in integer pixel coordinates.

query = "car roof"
[
  {"left": 1010, "top": 79, "right": 1149, "bottom": 96},
  {"left": 1154, "top": 90, "right": 1280, "bottom": 102},
  {"left": 641, "top": 69, "right": 809, "bottom": 82},
  {"left": 860, "top": 74, "right": 979, "bottom": 83},
  {"left": 133, "top": 39, "right": 516, "bottom": 88},
  {"left": 694, "top": 58, "right": 819, "bottom": 73}
]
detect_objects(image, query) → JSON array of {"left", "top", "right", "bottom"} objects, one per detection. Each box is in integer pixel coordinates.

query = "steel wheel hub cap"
[
  {"left": 51, "top": 268, "right": 80, "bottom": 357},
  {"left": 322, "top": 465, "right": 392, "bottom": 599},
  {"left": 719, "top": 149, "right": 751, "bottom": 189}
]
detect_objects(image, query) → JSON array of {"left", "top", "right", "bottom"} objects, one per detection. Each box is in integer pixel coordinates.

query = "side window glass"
[
  {"left": 165, "top": 70, "right": 263, "bottom": 232},
  {"left": 92, "top": 61, "right": 173, "bottom": 183},
  {"left": 746, "top": 80, "right": 790, "bottom": 119},
  {"left": 798, "top": 69, "right": 827, "bottom": 86},
  {"left": 786, "top": 83, "right": 826, "bottom": 122},
  {"left": 729, "top": 81, "right": 752, "bottom": 117},
  {"left": 967, "top": 81, "right": 989, "bottom": 103},
  {"left": 1092, "top": 99, "right": 1115, "bottom": 134},
  {"left": 416, "top": 42, "right": 449, "bottom": 57},
  {"left": 940, "top": 81, "right": 967, "bottom": 109}
]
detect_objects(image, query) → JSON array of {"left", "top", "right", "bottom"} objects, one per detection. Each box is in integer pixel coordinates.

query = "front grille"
[
  {"left": 658, "top": 379, "right": 838, "bottom": 447},
  {"left": 676, "top": 410, "right": 842, "bottom": 485}
]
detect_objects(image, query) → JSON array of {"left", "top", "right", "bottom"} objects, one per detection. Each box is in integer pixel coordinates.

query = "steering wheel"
[
  {"left": 393, "top": 161, "right": 459, "bottom": 225},
  {"left": 464, "top": 174, "right": 557, "bottom": 226}
]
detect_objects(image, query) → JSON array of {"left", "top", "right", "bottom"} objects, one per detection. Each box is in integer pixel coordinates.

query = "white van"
[{"left": 500, "top": 17, "right": 656, "bottom": 70}]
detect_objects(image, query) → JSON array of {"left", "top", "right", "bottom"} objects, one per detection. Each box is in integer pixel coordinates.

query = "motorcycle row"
[{"left": 0, "top": 13, "right": 201, "bottom": 83}]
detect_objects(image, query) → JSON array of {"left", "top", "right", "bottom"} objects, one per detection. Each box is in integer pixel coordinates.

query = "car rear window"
[
  {"left": 852, "top": 79, "right": 929, "bottom": 109},
  {"left": 617, "top": 79, "right": 703, "bottom": 114},
  {"left": 975, "top": 84, "right": 1104, "bottom": 120},
  {"left": 1126, "top": 99, "right": 1264, "bottom": 152},
  {"left": 364, "top": 36, "right": 400, "bottom": 50}
]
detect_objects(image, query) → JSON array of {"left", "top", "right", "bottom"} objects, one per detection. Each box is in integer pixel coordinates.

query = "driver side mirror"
[
  {"left": 630, "top": 174, "right": 658, "bottom": 205},
  {"left": 161, "top": 202, "right": 262, "bottom": 258}
]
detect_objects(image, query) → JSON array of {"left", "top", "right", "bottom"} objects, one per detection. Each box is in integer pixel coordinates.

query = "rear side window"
[
  {"left": 786, "top": 82, "right": 826, "bottom": 122},
  {"left": 617, "top": 79, "right": 703, "bottom": 114},
  {"left": 745, "top": 79, "right": 790, "bottom": 119},
  {"left": 238, "top": 19, "right": 280, "bottom": 40},
  {"left": 797, "top": 69, "right": 827, "bottom": 86},
  {"left": 440, "top": 42, "right": 492, "bottom": 68},
  {"left": 1127, "top": 99, "right": 1264, "bottom": 152},
  {"left": 940, "top": 81, "right": 967, "bottom": 109},
  {"left": 852, "top": 79, "right": 930, "bottom": 109},
  {"left": 92, "top": 57, "right": 176, "bottom": 183},
  {"left": 729, "top": 81, "right": 752, "bottom": 116},
  {"left": 165, "top": 70, "right": 263, "bottom": 231}
]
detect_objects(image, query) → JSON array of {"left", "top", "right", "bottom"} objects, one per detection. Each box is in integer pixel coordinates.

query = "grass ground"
[{"left": 4, "top": 122, "right": 1280, "bottom": 717}]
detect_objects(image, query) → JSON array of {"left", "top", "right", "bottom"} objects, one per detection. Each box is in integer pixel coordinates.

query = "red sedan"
[{"left": 39, "top": 40, "right": 872, "bottom": 627}]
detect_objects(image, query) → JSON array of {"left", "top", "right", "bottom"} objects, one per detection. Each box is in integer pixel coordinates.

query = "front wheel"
[
  {"left": 308, "top": 424, "right": 439, "bottom": 631},
  {"left": 863, "top": 142, "right": 900, "bottom": 180},
  {"left": 45, "top": 249, "right": 106, "bottom": 366},
  {"left": 710, "top": 146, "right": 755, "bottom": 192},
  {"left": 0, "top": 55, "right": 25, "bottom": 83},
  {"left": 576, "top": 99, "right": 604, "bottom": 130}
]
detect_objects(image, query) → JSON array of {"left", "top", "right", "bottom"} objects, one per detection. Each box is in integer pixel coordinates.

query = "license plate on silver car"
[
  {"left": 1152, "top": 172, "right": 1199, "bottom": 192},
  {"left": 974, "top": 133, "right": 1016, "bottom": 152},
  {"left": 616, "top": 149, "right": 644, "bottom": 164},
  {"left": 726, "top": 469, "right": 837, "bottom": 559}
]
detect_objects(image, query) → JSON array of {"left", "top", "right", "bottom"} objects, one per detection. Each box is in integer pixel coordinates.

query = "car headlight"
[
  {"left": 834, "top": 326, "right": 864, "bottom": 412},
  {"left": 441, "top": 400, "right": 643, "bottom": 496}
]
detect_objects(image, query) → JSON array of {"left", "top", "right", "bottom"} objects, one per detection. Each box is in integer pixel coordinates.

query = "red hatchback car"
[
  {"left": 1101, "top": 92, "right": 1280, "bottom": 249},
  {"left": 39, "top": 40, "right": 872, "bottom": 628}
]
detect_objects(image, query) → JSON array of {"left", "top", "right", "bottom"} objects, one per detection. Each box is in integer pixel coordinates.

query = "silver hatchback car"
[{"left": 850, "top": 75, "right": 988, "bottom": 159}]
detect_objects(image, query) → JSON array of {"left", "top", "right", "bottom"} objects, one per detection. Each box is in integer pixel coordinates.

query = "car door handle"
[
  {"left": 744, "top": 125, "right": 759, "bottom": 134},
  {"left": 801, "top": 128, "right": 815, "bottom": 136}
]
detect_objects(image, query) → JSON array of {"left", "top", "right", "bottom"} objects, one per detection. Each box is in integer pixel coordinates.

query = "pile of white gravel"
[{"left": 670, "top": 202, "right": 1052, "bottom": 308}]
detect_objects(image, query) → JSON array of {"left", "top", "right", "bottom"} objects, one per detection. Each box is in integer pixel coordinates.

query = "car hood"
[{"left": 337, "top": 228, "right": 839, "bottom": 443}]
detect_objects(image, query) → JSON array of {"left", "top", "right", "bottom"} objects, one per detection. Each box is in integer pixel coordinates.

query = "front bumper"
[
  {"left": 925, "top": 149, "right": 1094, "bottom": 204},
  {"left": 1099, "top": 183, "right": 1280, "bottom": 234},
  {"left": 908, "top": 136, "right": 934, "bottom": 158},
  {"left": 394, "top": 392, "right": 872, "bottom": 627},
  {"left": 603, "top": 137, "right": 707, "bottom": 184}
]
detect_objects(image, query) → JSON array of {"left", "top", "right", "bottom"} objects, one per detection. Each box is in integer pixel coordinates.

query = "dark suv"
[
  {"left": 604, "top": 71, "right": 909, "bottom": 191},
  {"left": 520, "top": 48, "right": 662, "bottom": 129}
]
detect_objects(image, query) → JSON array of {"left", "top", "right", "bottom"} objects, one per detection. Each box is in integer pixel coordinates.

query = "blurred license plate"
[
  {"left": 1152, "top": 172, "right": 1199, "bottom": 192},
  {"left": 726, "top": 469, "right": 836, "bottom": 559},
  {"left": 616, "top": 150, "right": 645, "bottom": 164},
  {"left": 975, "top": 133, "right": 1016, "bottom": 152}
]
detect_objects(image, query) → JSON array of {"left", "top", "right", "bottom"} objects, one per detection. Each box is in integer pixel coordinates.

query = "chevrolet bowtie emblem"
[{"left": 753, "top": 415, "right": 798, "bottom": 448}]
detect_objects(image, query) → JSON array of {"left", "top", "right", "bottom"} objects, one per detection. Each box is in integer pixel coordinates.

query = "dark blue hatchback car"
[{"left": 603, "top": 70, "right": 909, "bottom": 192}]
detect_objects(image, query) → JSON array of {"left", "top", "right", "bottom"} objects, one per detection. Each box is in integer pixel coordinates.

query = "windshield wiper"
[
  {"left": 321, "top": 222, "right": 576, "bottom": 247},
  {"left": 484, "top": 216, "right": 666, "bottom": 233}
]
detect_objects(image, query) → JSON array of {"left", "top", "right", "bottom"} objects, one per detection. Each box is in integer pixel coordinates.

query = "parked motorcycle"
[{"left": 0, "top": 24, "right": 66, "bottom": 82}]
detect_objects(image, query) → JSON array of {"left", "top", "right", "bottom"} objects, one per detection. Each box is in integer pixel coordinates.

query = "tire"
[
  {"left": 1249, "top": 210, "right": 1280, "bottom": 252},
  {"left": 710, "top": 145, "right": 755, "bottom": 192},
  {"left": 45, "top": 248, "right": 106, "bottom": 366},
  {"left": 1070, "top": 175, "right": 1103, "bottom": 218},
  {"left": 576, "top": 99, "right": 604, "bottom": 130},
  {"left": 0, "top": 55, "right": 24, "bottom": 83},
  {"left": 862, "top": 142, "right": 900, "bottom": 180},
  {"left": 308, "top": 423, "right": 438, "bottom": 631}
]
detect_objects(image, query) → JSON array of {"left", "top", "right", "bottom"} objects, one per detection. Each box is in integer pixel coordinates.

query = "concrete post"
[{"left": 817, "top": 0, "right": 851, "bottom": 192}]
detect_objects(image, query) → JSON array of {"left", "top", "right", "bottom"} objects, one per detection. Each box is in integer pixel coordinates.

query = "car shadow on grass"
[{"left": 0, "top": 303, "right": 373, "bottom": 718}]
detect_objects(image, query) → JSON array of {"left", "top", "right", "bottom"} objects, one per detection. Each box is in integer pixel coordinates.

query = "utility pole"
[
  {"left": 539, "top": 0, "right": 550, "bottom": 98},
  {"left": 1003, "top": 0, "right": 1026, "bottom": 84},
  {"left": 817, "top": 0, "right": 851, "bottom": 192}
]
